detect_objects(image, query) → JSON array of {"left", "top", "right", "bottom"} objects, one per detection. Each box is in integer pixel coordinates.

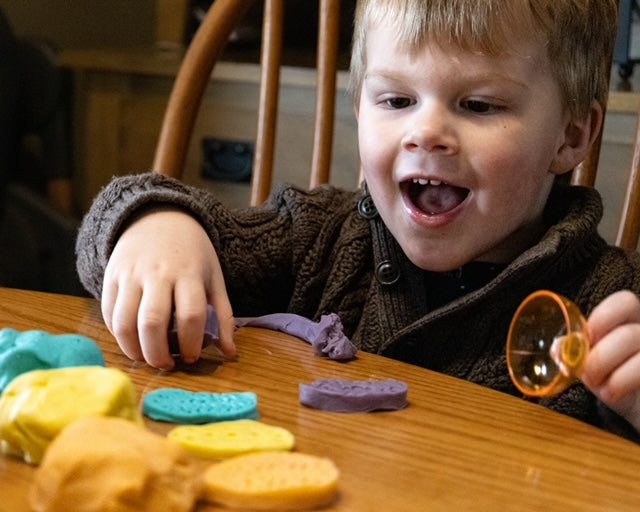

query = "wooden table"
[{"left": 1, "top": 288, "right": 639, "bottom": 511}]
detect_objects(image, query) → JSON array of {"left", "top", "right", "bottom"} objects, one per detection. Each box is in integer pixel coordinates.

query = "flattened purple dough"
[{"left": 300, "top": 378, "right": 408, "bottom": 413}]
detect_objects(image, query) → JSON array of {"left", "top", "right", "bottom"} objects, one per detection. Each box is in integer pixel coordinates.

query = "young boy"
[{"left": 76, "top": 0, "right": 640, "bottom": 440}]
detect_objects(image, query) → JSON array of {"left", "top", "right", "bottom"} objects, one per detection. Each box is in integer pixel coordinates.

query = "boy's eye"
[
  {"left": 461, "top": 100, "right": 495, "bottom": 114},
  {"left": 385, "top": 97, "right": 414, "bottom": 109}
]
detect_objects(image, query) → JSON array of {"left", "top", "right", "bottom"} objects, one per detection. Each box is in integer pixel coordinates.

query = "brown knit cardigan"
[{"left": 76, "top": 172, "right": 640, "bottom": 441}]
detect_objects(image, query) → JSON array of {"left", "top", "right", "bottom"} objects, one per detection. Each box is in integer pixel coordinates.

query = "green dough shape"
[
  {"left": 143, "top": 388, "right": 259, "bottom": 424},
  {"left": 0, "top": 328, "right": 105, "bottom": 393}
]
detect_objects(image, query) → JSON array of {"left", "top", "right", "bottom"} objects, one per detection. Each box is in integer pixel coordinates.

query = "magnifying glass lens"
[{"left": 507, "top": 291, "right": 589, "bottom": 397}]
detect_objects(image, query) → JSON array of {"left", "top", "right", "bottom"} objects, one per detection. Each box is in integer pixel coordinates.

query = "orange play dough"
[
  {"left": 203, "top": 451, "right": 340, "bottom": 510},
  {"left": 30, "top": 416, "right": 201, "bottom": 512}
]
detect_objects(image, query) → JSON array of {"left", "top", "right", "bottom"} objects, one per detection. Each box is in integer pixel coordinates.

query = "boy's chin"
[
  {"left": 402, "top": 247, "right": 471, "bottom": 273},
  {"left": 413, "top": 262, "right": 470, "bottom": 273},
  {"left": 401, "top": 242, "right": 509, "bottom": 272}
]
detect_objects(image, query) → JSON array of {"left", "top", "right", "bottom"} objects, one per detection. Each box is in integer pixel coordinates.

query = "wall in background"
[{"left": 1, "top": 0, "right": 155, "bottom": 49}]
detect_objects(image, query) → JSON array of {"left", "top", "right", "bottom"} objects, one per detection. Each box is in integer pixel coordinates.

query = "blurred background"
[
  {"left": 0, "top": 1, "right": 156, "bottom": 296},
  {"left": 0, "top": 0, "right": 357, "bottom": 296}
]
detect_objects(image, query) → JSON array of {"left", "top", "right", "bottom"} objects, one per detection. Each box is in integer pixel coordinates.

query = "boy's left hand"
[{"left": 581, "top": 290, "right": 640, "bottom": 432}]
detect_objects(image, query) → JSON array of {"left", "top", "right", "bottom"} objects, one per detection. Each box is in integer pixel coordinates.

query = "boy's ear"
[{"left": 550, "top": 100, "right": 604, "bottom": 175}]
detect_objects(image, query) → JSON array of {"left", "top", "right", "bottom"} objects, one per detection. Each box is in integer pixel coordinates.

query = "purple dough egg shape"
[{"left": 299, "top": 378, "right": 408, "bottom": 413}]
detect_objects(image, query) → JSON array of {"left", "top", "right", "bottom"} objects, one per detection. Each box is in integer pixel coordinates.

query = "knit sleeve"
[
  {"left": 75, "top": 173, "right": 217, "bottom": 298},
  {"left": 74, "top": 172, "right": 360, "bottom": 316}
]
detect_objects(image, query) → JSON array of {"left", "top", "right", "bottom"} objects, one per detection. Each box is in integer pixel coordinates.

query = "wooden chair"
[
  {"left": 153, "top": 0, "right": 640, "bottom": 251},
  {"left": 153, "top": 0, "right": 342, "bottom": 206},
  {"left": 572, "top": 90, "right": 640, "bottom": 251}
]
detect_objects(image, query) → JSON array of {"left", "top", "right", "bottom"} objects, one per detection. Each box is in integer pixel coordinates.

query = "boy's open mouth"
[{"left": 405, "top": 178, "right": 469, "bottom": 215}]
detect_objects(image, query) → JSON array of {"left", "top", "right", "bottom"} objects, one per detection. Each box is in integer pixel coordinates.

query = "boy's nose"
[{"left": 401, "top": 106, "right": 458, "bottom": 155}]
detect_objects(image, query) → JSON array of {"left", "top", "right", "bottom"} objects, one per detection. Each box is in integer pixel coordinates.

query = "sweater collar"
[{"left": 358, "top": 183, "right": 607, "bottom": 353}]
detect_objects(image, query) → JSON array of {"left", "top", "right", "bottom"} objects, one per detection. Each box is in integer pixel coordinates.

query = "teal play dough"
[
  {"left": 0, "top": 328, "right": 105, "bottom": 393},
  {"left": 143, "top": 388, "right": 259, "bottom": 424}
]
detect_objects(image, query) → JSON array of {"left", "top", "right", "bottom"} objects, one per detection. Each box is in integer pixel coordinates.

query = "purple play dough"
[
  {"left": 169, "top": 306, "right": 357, "bottom": 361},
  {"left": 236, "top": 312, "right": 357, "bottom": 360},
  {"left": 299, "top": 378, "right": 408, "bottom": 413}
]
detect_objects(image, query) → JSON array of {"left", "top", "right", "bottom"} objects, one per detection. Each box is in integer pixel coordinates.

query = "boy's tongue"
[{"left": 413, "top": 184, "right": 467, "bottom": 215}]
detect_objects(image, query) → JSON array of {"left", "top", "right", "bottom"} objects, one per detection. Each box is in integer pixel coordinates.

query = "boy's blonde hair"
[{"left": 350, "top": 0, "right": 618, "bottom": 121}]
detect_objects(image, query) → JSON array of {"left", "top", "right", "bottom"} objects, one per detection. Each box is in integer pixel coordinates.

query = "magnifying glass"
[{"left": 507, "top": 290, "right": 590, "bottom": 397}]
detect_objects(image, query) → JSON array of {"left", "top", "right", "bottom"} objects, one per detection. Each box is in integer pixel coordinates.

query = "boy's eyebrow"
[
  {"left": 363, "top": 69, "right": 407, "bottom": 82},
  {"left": 364, "top": 68, "right": 530, "bottom": 91}
]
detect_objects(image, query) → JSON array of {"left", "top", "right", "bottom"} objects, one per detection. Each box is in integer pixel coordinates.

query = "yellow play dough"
[
  {"left": 30, "top": 416, "right": 201, "bottom": 512},
  {"left": 203, "top": 451, "right": 340, "bottom": 510},
  {"left": 168, "top": 419, "right": 295, "bottom": 459},
  {"left": 0, "top": 366, "right": 141, "bottom": 464}
]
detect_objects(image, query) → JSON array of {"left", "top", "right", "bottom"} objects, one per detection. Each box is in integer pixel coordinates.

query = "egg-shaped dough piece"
[{"left": 30, "top": 416, "right": 201, "bottom": 512}]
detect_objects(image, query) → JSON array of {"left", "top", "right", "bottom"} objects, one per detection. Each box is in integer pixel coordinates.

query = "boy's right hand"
[{"left": 101, "top": 207, "right": 236, "bottom": 370}]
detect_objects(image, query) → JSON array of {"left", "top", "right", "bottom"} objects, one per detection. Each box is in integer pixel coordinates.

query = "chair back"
[
  {"left": 153, "top": 0, "right": 342, "bottom": 206},
  {"left": 573, "top": 101, "right": 640, "bottom": 251}
]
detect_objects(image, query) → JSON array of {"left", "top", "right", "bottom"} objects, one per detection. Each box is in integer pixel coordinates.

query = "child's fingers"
[
  {"left": 100, "top": 279, "right": 118, "bottom": 336},
  {"left": 583, "top": 323, "right": 640, "bottom": 392},
  {"left": 109, "top": 285, "right": 145, "bottom": 363},
  {"left": 587, "top": 290, "right": 640, "bottom": 345},
  {"left": 137, "top": 282, "right": 175, "bottom": 370},
  {"left": 173, "top": 281, "right": 208, "bottom": 363},
  {"left": 214, "top": 298, "right": 236, "bottom": 357},
  {"left": 208, "top": 252, "right": 236, "bottom": 358},
  {"left": 599, "top": 351, "right": 640, "bottom": 404}
]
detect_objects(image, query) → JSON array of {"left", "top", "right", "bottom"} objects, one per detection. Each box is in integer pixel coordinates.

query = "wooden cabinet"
[{"left": 60, "top": 48, "right": 359, "bottom": 212}]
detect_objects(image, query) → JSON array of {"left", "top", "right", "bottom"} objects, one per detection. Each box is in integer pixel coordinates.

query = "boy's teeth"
[{"left": 412, "top": 178, "right": 441, "bottom": 186}]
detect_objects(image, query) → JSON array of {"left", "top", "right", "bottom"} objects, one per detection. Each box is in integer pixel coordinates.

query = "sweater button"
[
  {"left": 358, "top": 195, "right": 378, "bottom": 219},
  {"left": 375, "top": 260, "right": 400, "bottom": 285}
]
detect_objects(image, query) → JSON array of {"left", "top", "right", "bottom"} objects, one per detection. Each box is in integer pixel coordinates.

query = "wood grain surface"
[{"left": 1, "top": 288, "right": 639, "bottom": 511}]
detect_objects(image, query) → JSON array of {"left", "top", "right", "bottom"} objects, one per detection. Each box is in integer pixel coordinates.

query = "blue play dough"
[
  {"left": 143, "top": 388, "right": 259, "bottom": 424},
  {"left": 0, "top": 328, "right": 105, "bottom": 393}
]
